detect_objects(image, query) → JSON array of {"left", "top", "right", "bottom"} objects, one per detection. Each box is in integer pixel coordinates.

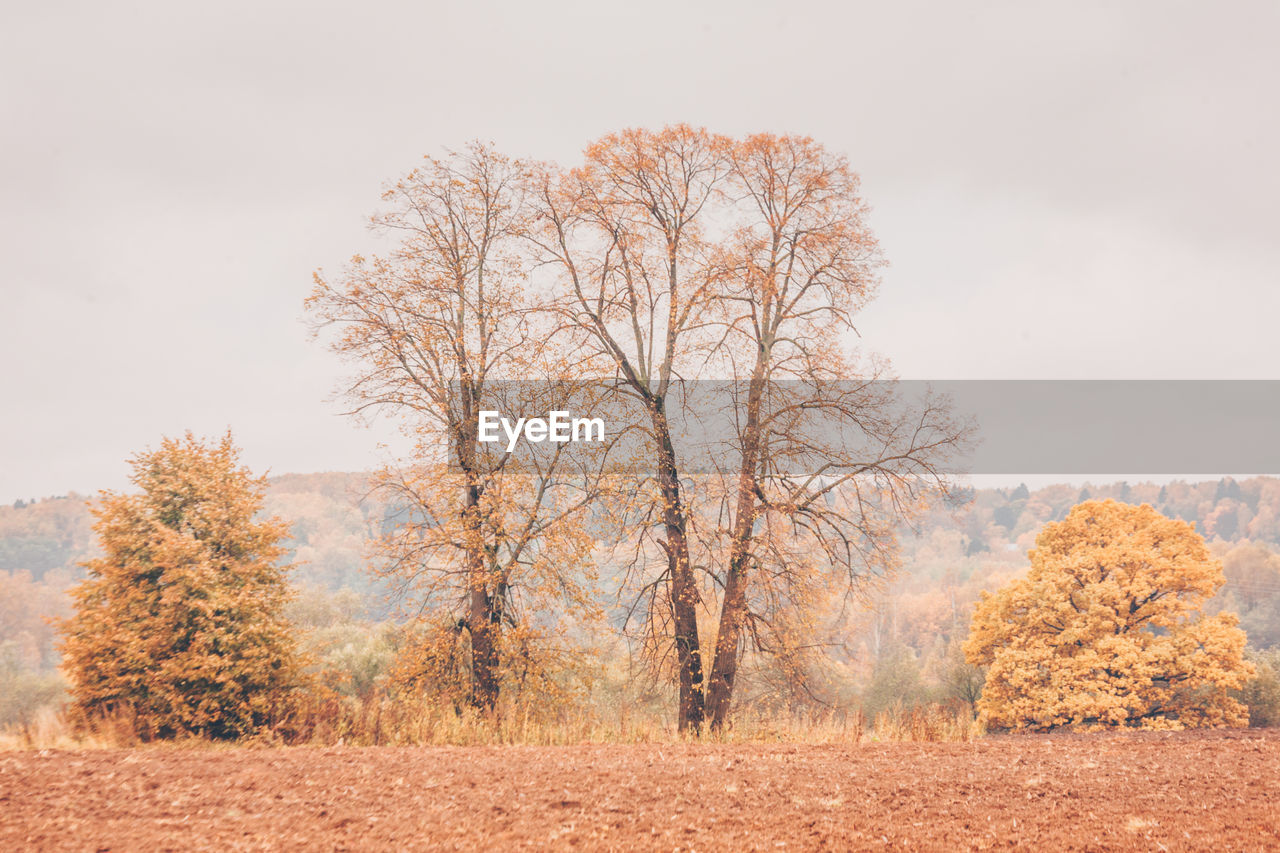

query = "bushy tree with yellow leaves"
[
  {"left": 965, "top": 500, "right": 1254, "bottom": 731},
  {"left": 60, "top": 432, "right": 303, "bottom": 740}
]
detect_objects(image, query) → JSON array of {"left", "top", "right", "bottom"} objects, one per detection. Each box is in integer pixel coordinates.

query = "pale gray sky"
[{"left": 2, "top": 1, "right": 1278, "bottom": 502}]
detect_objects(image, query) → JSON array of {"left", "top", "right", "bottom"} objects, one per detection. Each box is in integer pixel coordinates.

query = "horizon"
[{"left": 10, "top": 470, "right": 1276, "bottom": 507}]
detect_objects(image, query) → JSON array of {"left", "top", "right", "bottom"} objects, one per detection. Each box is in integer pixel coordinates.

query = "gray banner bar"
[
  {"left": 936, "top": 380, "right": 1280, "bottom": 474},
  {"left": 440, "top": 380, "right": 1280, "bottom": 476}
]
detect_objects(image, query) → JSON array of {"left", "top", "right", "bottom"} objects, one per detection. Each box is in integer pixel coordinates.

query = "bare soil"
[{"left": 2, "top": 729, "right": 1278, "bottom": 851}]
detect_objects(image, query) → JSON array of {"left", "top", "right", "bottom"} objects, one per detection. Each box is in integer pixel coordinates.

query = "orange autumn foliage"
[
  {"left": 59, "top": 432, "right": 304, "bottom": 740},
  {"left": 965, "top": 500, "right": 1253, "bottom": 731}
]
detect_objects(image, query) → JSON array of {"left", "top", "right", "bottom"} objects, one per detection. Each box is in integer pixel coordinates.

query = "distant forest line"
[{"left": 4, "top": 473, "right": 1279, "bottom": 683}]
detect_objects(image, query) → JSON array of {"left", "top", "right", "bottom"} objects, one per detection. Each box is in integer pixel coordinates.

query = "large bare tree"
[
  {"left": 307, "top": 143, "right": 601, "bottom": 712},
  {"left": 529, "top": 125, "right": 730, "bottom": 731},
  {"left": 701, "top": 134, "right": 970, "bottom": 728},
  {"left": 311, "top": 129, "right": 968, "bottom": 733},
  {"left": 534, "top": 129, "right": 969, "bottom": 732}
]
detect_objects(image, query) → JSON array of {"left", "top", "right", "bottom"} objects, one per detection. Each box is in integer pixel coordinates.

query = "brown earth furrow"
[{"left": 1, "top": 730, "right": 1278, "bottom": 851}]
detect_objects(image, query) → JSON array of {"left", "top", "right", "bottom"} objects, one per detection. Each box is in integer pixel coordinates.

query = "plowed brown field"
[{"left": 2, "top": 729, "right": 1278, "bottom": 851}]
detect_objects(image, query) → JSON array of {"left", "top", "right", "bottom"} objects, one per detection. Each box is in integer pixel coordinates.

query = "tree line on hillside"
[
  {"left": 5, "top": 483, "right": 1279, "bottom": 733},
  {"left": 7, "top": 472, "right": 1280, "bottom": 731},
  {"left": 41, "top": 436, "right": 1263, "bottom": 740},
  {"left": 8, "top": 474, "right": 1277, "bottom": 593}
]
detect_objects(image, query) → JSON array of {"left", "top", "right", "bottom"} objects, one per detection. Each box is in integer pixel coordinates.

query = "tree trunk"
[
  {"left": 707, "top": 371, "right": 766, "bottom": 731},
  {"left": 461, "top": 430, "right": 500, "bottom": 712},
  {"left": 707, "top": 552, "right": 749, "bottom": 729},
  {"left": 467, "top": 584, "right": 501, "bottom": 711},
  {"left": 652, "top": 399, "right": 705, "bottom": 733}
]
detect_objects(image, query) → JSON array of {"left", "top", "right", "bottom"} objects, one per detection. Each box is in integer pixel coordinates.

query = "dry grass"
[
  {"left": 0, "top": 706, "right": 122, "bottom": 751},
  {"left": 1, "top": 697, "right": 983, "bottom": 751},
  {"left": 868, "top": 701, "right": 986, "bottom": 742}
]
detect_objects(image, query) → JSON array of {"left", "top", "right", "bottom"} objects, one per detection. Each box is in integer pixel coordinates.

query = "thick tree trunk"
[
  {"left": 460, "top": 425, "right": 500, "bottom": 713},
  {"left": 652, "top": 400, "right": 705, "bottom": 733},
  {"left": 467, "top": 584, "right": 501, "bottom": 711},
  {"left": 707, "top": 552, "right": 749, "bottom": 729},
  {"left": 666, "top": 514, "right": 705, "bottom": 732},
  {"left": 707, "top": 371, "right": 766, "bottom": 730}
]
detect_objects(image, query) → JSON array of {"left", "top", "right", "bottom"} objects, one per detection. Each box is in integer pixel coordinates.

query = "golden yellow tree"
[
  {"left": 59, "top": 432, "right": 303, "bottom": 740},
  {"left": 965, "top": 499, "right": 1254, "bottom": 731}
]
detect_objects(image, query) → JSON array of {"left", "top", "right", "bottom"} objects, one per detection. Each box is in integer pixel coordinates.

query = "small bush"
[
  {"left": 0, "top": 666, "right": 64, "bottom": 729},
  {"left": 1236, "top": 648, "right": 1280, "bottom": 727}
]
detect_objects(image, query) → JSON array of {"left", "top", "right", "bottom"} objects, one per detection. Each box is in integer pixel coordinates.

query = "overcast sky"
[{"left": 2, "top": 1, "right": 1278, "bottom": 502}]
